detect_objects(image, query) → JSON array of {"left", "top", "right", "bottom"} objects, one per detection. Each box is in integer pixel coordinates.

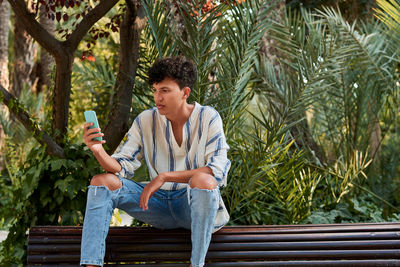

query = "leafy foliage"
[
  {"left": 224, "top": 122, "right": 320, "bottom": 224},
  {"left": 304, "top": 195, "right": 400, "bottom": 224},
  {"left": 0, "top": 144, "right": 102, "bottom": 265},
  {"left": 70, "top": 59, "right": 117, "bottom": 136}
]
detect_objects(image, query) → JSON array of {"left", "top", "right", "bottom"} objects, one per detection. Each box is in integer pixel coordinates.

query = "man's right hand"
[{"left": 83, "top": 122, "right": 106, "bottom": 153}]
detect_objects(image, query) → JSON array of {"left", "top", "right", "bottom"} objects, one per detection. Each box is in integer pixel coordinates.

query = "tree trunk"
[
  {"left": 7, "top": 0, "right": 119, "bottom": 150},
  {"left": 104, "top": 0, "right": 146, "bottom": 153},
  {"left": 52, "top": 51, "right": 73, "bottom": 143},
  {"left": 0, "top": 0, "right": 11, "bottom": 171},
  {"left": 0, "top": 84, "right": 65, "bottom": 158},
  {"left": 37, "top": 3, "right": 55, "bottom": 93},
  {"left": 11, "top": 12, "right": 35, "bottom": 97},
  {"left": 0, "top": 1, "right": 10, "bottom": 91}
]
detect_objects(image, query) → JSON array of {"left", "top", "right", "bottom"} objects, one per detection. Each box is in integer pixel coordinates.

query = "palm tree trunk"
[
  {"left": 261, "top": 1, "right": 326, "bottom": 165},
  {"left": 369, "top": 117, "right": 381, "bottom": 165},
  {"left": 291, "top": 119, "right": 326, "bottom": 165},
  {"left": 0, "top": 0, "right": 11, "bottom": 172},
  {"left": 260, "top": 0, "right": 285, "bottom": 63}
]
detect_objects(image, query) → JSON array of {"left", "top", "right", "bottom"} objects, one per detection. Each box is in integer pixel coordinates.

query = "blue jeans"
[{"left": 80, "top": 178, "right": 220, "bottom": 267}]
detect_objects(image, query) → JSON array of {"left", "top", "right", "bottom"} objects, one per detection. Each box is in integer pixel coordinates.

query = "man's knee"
[
  {"left": 90, "top": 173, "right": 122, "bottom": 191},
  {"left": 189, "top": 173, "right": 217, "bottom": 190}
]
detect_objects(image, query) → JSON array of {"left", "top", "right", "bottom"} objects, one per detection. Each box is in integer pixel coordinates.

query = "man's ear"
[{"left": 183, "top": 87, "right": 191, "bottom": 99}]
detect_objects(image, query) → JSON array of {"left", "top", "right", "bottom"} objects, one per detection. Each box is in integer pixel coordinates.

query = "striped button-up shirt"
[{"left": 111, "top": 102, "right": 231, "bottom": 230}]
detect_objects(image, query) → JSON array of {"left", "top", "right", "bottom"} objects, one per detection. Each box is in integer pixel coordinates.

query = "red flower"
[{"left": 87, "top": 55, "right": 95, "bottom": 62}]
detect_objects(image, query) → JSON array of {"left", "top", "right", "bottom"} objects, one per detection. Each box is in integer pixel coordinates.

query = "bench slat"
[
  {"left": 28, "top": 240, "right": 400, "bottom": 253},
  {"left": 27, "top": 261, "right": 400, "bottom": 267},
  {"left": 28, "top": 231, "right": 400, "bottom": 244},
  {"left": 27, "top": 249, "right": 400, "bottom": 263},
  {"left": 28, "top": 223, "right": 400, "bottom": 235},
  {"left": 27, "top": 223, "right": 400, "bottom": 266}
]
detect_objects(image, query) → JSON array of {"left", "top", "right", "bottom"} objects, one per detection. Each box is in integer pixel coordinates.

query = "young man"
[{"left": 80, "top": 56, "right": 231, "bottom": 267}]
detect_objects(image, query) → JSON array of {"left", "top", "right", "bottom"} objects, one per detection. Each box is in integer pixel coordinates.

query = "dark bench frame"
[{"left": 28, "top": 222, "right": 400, "bottom": 266}]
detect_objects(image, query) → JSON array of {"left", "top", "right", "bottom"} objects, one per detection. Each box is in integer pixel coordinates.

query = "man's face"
[{"left": 152, "top": 77, "right": 188, "bottom": 116}]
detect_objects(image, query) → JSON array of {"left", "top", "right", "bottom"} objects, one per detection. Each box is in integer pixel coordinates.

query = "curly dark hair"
[{"left": 148, "top": 56, "right": 197, "bottom": 90}]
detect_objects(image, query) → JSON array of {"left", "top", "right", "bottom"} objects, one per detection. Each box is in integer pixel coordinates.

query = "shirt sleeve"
[
  {"left": 111, "top": 117, "right": 143, "bottom": 178},
  {"left": 205, "top": 110, "right": 231, "bottom": 187}
]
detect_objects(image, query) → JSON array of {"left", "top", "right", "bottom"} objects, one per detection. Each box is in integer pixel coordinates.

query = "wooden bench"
[{"left": 27, "top": 222, "right": 400, "bottom": 266}]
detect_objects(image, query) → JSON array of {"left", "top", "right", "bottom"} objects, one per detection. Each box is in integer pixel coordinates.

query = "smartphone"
[{"left": 84, "top": 110, "right": 102, "bottom": 141}]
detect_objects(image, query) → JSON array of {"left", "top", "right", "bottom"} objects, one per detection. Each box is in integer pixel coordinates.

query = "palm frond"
[
  {"left": 132, "top": 0, "right": 180, "bottom": 113},
  {"left": 375, "top": 0, "right": 400, "bottom": 37},
  {"left": 172, "top": 0, "right": 224, "bottom": 105},
  {"left": 215, "top": 0, "right": 278, "bottom": 139},
  {"left": 141, "top": 0, "right": 178, "bottom": 59},
  {"left": 254, "top": 6, "right": 397, "bottom": 165}
]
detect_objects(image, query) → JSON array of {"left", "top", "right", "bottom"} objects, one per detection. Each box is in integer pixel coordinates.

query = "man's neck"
[{"left": 166, "top": 102, "right": 194, "bottom": 126}]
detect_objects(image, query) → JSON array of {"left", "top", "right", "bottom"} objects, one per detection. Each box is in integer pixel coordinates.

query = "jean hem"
[
  {"left": 191, "top": 262, "right": 205, "bottom": 267},
  {"left": 80, "top": 258, "right": 103, "bottom": 266}
]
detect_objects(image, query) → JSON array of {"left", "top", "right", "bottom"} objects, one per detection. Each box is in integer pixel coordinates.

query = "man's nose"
[{"left": 154, "top": 91, "right": 161, "bottom": 101}]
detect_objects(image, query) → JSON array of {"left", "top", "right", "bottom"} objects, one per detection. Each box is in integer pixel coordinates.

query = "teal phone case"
[{"left": 84, "top": 110, "right": 102, "bottom": 141}]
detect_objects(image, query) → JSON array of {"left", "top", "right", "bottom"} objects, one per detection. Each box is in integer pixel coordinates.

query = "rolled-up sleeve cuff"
[
  {"left": 206, "top": 164, "right": 225, "bottom": 187},
  {"left": 111, "top": 156, "right": 134, "bottom": 178}
]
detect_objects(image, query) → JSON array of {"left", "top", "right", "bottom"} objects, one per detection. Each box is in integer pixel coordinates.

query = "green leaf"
[{"left": 51, "top": 159, "right": 65, "bottom": 171}]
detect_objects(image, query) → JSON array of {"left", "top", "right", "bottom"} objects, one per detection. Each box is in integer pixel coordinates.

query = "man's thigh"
[
  {"left": 116, "top": 178, "right": 180, "bottom": 229},
  {"left": 168, "top": 186, "right": 192, "bottom": 230}
]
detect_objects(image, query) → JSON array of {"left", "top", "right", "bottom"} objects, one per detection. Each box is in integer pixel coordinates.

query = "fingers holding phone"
[
  {"left": 84, "top": 111, "right": 106, "bottom": 152},
  {"left": 84, "top": 122, "right": 104, "bottom": 142}
]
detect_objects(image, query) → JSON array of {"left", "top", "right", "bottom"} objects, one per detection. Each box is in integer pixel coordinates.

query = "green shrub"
[{"left": 0, "top": 144, "right": 102, "bottom": 265}]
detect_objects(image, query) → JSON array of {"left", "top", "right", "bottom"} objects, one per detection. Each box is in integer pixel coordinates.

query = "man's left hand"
[{"left": 140, "top": 174, "right": 166, "bottom": 211}]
